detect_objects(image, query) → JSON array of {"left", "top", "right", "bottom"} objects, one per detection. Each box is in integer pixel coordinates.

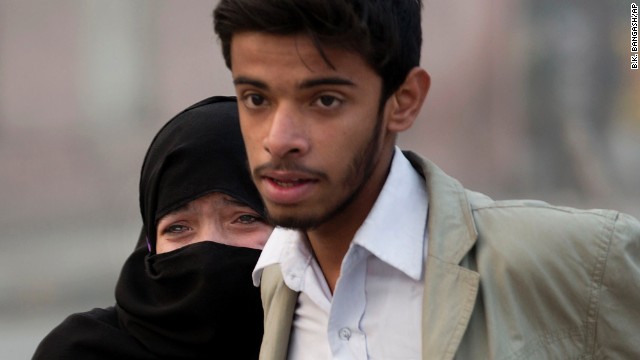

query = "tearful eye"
[
  {"left": 164, "top": 224, "right": 190, "bottom": 234},
  {"left": 237, "top": 214, "right": 260, "bottom": 224}
]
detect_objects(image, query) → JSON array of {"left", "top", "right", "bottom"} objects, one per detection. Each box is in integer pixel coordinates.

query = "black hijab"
[
  {"left": 33, "top": 97, "right": 265, "bottom": 359},
  {"left": 137, "top": 96, "right": 263, "bottom": 252}
]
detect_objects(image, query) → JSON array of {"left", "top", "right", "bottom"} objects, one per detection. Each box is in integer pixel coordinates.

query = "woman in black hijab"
[{"left": 33, "top": 96, "right": 271, "bottom": 359}]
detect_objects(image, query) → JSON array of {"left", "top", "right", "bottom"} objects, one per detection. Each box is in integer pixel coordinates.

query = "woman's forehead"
[{"left": 159, "top": 192, "right": 252, "bottom": 219}]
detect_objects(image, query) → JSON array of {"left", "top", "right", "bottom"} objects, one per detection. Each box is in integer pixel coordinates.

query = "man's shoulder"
[
  {"left": 463, "top": 189, "right": 640, "bottom": 285},
  {"left": 466, "top": 189, "right": 630, "bottom": 239},
  {"left": 404, "top": 150, "right": 639, "bottom": 261},
  {"left": 409, "top": 150, "right": 639, "bottom": 356},
  {"left": 459, "top": 191, "right": 640, "bottom": 357},
  {"left": 403, "top": 149, "right": 639, "bottom": 242},
  {"left": 470, "top": 189, "right": 616, "bottom": 218}
]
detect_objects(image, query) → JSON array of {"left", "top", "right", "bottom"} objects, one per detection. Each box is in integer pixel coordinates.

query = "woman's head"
[
  {"left": 139, "top": 96, "right": 270, "bottom": 253},
  {"left": 115, "top": 97, "right": 267, "bottom": 358}
]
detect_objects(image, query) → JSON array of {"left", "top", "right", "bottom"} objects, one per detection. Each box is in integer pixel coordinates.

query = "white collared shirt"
[{"left": 254, "top": 148, "right": 429, "bottom": 359}]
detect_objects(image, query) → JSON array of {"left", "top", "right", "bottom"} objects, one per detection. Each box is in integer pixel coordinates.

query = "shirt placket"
[{"left": 327, "top": 246, "right": 369, "bottom": 359}]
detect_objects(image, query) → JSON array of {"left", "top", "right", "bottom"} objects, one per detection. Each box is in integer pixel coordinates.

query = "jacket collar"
[{"left": 404, "top": 152, "right": 480, "bottom": 359}]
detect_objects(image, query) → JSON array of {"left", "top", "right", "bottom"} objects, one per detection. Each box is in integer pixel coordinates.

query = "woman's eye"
[
  {"left": 164, "top": 224, "right": 191, "bottom": 234},
  {"left": 237, "top": 214, "right": 260, "bottom": 224}
]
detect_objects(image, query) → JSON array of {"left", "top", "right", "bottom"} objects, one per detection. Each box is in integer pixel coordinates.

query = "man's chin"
[
  {"left": 265, "top": 206, "right": 326, "bottom": 230},
  {"left": 264, "top": 192, "right": 354, "bottom": 231},
  {"left": 266, "top": 214, "right": 321, "bottom": 231}
]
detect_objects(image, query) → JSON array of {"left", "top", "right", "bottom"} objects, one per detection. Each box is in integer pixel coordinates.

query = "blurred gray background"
[{"left": 1, "top": 1, "right": 638, "bottom": 358}]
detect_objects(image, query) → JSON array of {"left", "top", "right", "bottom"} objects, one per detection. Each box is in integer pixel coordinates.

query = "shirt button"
[{"left": 338, "top": 327, "right": 351, "bottom": 341}]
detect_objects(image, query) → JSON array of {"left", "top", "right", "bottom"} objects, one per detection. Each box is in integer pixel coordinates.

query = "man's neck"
[{"left": 306, "top": 147, "right": 395, "bottom": 293}]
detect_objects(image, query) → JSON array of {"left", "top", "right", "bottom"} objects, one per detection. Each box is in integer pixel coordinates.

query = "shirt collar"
[
  {"left": 253, "top": 147, "right": 428, "bottom": 285},
  {"left": 351, "top": 147, "right": 428, "bottom": 280}
]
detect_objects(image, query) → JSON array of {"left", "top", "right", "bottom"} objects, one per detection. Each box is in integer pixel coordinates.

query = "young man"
[{"left": 213, "top": 1, "right": 640, "bottom": 359}]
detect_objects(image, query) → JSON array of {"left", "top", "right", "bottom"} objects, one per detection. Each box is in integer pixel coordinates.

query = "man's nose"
[{"left": 263, "top": 103, "right": 310, "bottom": 159}]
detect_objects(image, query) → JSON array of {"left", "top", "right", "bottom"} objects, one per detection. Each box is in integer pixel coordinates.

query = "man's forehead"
[
  {"left": 229, "top": 32, "right": 356, "bottom": 72},
  {"left": 230, "top": 32, "right": 375, "bottom": 88}
]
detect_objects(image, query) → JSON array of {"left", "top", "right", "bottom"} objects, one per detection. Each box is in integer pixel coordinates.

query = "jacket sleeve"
[{"left": 593, "top": 212, "right": 640, "bottom": 357}]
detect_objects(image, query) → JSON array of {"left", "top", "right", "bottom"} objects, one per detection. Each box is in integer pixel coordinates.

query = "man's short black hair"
[{"left": 213, "top": 0, "right": 423, "bottom": 100}]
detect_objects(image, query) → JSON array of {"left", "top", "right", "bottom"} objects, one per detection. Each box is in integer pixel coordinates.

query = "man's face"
[{"left": 230, "top": 33, "right": 393, "bottom": 229}]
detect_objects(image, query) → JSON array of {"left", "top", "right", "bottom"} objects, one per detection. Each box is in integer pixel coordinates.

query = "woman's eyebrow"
[
  {"left": 222, "top": 197, "right": 251, "bottom": 208},
  {"left": 158, "top": 203, "right": 193, "bottom": 221}
]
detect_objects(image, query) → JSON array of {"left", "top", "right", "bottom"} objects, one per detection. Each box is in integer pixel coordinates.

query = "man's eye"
[
  {"left": 243, "top": 94, "right": 267, "bottom": 108},
  {"left": 164, "top": 224, "right": 190, "bottom": 234},
  {"left": 250, "top": 94, "right": 264, "bottom": 106},
  {"left": 314, "top": 95, "right": 342, "bottom": 109}
]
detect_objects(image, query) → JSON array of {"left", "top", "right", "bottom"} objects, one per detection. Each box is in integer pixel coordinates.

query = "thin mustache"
[{"left": 253, "top": 161, "right": 327, "bottom": 180}]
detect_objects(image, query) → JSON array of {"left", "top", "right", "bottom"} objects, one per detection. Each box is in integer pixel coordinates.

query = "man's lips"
[
  {"left": 267, "top": 177, "right": 314, "bottom": 188},
  {"left": 256, "top": 170, "right": 321, "bottom": 205}
]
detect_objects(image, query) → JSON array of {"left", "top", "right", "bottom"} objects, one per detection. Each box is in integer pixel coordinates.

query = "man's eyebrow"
[
  {"left": 299, "top": 77, "right": 355, "bottom": 89},
  {"left": 232, "top": 76, "right": 355, "bottom": 90},
  {"left": 233, "top": 76, "right": 268, "bottom": 89}
]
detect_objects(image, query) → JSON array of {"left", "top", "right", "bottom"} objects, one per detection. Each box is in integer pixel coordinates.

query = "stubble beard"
[{"left": 264, "top": 113, "right": 385, "bottom": 231}]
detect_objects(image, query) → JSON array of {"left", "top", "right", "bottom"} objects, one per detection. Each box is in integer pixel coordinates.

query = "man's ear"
[{"left": 386, "top": 67, "right": 430, "bottom": 132}]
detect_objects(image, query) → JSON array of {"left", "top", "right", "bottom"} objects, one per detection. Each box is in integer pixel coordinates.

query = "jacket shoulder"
[
  {"left": 464, "top": 191, "right": 640, "bottom": 357},
  {"left": 467, "top": 190, "right": 628, "bottom": 242}
]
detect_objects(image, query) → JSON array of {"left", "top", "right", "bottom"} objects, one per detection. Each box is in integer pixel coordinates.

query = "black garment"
[
  {"left": 116, "top": 241, "right": 263, "bottom": 359},
  {"left": 33, "top": 97, "right": 265, "bottom": 359},
  {"left": 32, "top": 307, "right": 156, "bottom": 360},
  {"left": 33, "top": 242, "right": 263, "bottom": 360}
]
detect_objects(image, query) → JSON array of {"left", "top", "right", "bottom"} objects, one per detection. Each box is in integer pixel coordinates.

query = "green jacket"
[{"left": 259, "top": 152, "right": 640, "bottom": 359}]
